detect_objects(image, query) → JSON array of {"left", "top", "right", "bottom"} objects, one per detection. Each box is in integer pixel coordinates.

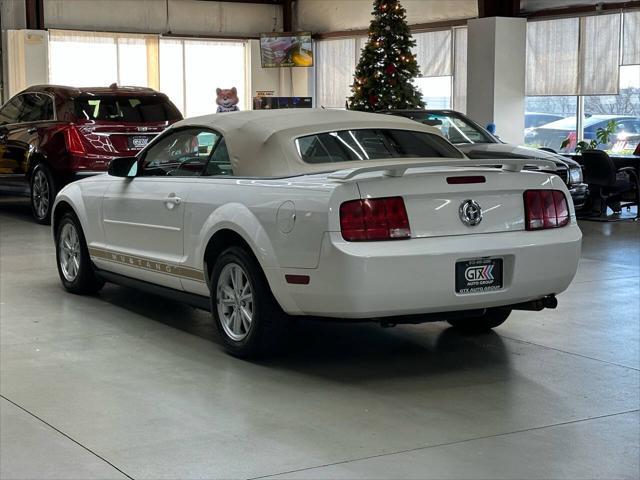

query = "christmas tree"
[{"left": 347, "top": 0, "right": 425, "bottom": 111}]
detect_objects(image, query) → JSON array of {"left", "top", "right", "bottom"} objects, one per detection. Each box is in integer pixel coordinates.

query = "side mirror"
[{"left": 108, "top": 157, "right": 138, "bottom": 177}]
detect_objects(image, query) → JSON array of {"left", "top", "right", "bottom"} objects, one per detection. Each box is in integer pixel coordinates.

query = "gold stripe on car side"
[{"left": 88, "top": 247, "right": 206, "bottom": 283}]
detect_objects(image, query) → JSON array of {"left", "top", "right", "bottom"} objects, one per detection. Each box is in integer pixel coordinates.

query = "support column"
[{"left": 466, "top": 16, "right": 526, "bottom": 144}]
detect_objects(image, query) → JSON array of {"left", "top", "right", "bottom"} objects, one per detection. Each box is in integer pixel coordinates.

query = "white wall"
[
  {"left": 5, "top": 30, "right": 49, "bottom": 97},
  {"left": 44, "top": 0, "right": 282, "bottom": 37},
  {"left": 295, "top": 0, "right": 477, "bottom": 32},
  {"left": 466, "top": 17, "right": 526, "bottom": 144}
]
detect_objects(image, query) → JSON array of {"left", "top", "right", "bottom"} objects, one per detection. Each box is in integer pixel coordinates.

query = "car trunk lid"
[{"left": 327, "top": 158, "right": 558, "bottom": 238}]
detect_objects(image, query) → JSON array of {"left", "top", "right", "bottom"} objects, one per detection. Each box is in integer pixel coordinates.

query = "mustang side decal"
[{"left": 88, "top": 247, "right": 206, "bottom": 282}]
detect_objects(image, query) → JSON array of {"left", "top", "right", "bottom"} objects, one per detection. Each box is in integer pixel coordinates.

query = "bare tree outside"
[{"left": 584, "top": 88, "right": 640, "bottom": 116}]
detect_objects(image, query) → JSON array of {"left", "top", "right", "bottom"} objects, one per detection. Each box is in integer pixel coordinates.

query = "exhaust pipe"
[{"left": 511, "top": 294, "right": 557, "bottom": 311}]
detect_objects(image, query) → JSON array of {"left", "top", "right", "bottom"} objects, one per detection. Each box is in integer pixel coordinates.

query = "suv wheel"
[
  {"left": 210, "top": 246, "right": 288, "bottom": 357},
  {"left": 447, "top": 308, "right": 511, "bottom": 332},
  {"left": 30, "top": 164, "right": 56, "bottom": 224},
  {"left": 55, "top": 212, "right": 105, "bottom": 294}
]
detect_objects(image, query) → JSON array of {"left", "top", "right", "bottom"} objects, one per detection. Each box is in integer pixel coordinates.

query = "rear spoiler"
[{"left": 327, "top": 158, "right": 557, "bottom": 181}]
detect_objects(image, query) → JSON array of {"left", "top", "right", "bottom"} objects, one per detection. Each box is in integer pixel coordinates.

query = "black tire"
[
  {"left": 30, "top": 163, "right": 56, "bottom": 225},
  {"left": 210, "top": 246, "right": 288, "bottom": 358},
  {"left": 55, "top": 212, "right": 105, "bottom": 294},
  {"left": 447, "top": 308, "right": 511, "bottom": 333}
]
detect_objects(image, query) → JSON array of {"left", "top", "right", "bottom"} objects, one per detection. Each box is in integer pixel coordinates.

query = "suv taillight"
[
  {"left": 524, "top": 190, "right": 569, "bottom": 230},
  {"left": 340, "top": 197, "right": 411, "bottom": 241},
  {"left": 64, "top": 125, "right": 86, "bottom": 155}
]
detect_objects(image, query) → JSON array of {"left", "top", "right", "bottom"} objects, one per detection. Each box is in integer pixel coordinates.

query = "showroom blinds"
[
  {"left": 622, "top": 10, "right": 640, "bottom": 65},
  {"left": 413, "top": 30, "right": 452, "bottom": 78},
  {"left": 526, "top": 13, "right": 631, "bottom": 96},
  {"left": 453, "top": 27, "right": 468, "bottom": 113},
  {"left": 315, "top": 38, "right": 357, "bottom": 109},
  {"left": 578, "top": 14, "right": 621, "bottom": 96},
  {"left": 315, "top": 27, "right": 467, "bottom": 111},
  {"left": 525, "top": 18, "right": 580, "bottom": 96}
]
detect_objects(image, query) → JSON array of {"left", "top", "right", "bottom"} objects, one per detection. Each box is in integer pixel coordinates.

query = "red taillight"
[
  {"left": 447, "top": 176, "right": 486, "bottom": 184},
  {"left": 340, "top": 197, "right": 411, "bottom": 241},
  {"left": 64, "top": 125, "right": 85, "bottom": 155},
  {"left": 524, "top": 190, "right": 570, "bottom": 231}
]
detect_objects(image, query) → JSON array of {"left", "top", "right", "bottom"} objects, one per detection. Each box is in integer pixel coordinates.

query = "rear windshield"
[
  {"left": 74, "top": 95, "right": 182, "bottom": 122},
  {"left": 295, "top": 129, "right": 464, "bottom": 164}
]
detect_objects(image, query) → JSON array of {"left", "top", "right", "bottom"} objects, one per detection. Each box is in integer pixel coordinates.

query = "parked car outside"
[
  {"left": 0, "top": 85, "right": 183, "bottom": 223},
  {"left": 525, "top": 112, "right": 565, "bottom": 131},
  {"left": 380, "top": 109, "right": 589, "bottom": 210},
  {"left": 524, "top": 115, "right": 640, "bottom": 153},
  {"left": 52, "top": 110, "right": 581, "bottom": 357}
]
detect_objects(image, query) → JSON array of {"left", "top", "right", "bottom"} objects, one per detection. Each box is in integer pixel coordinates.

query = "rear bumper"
[{"left": 274, "top": 225, "right": 582, "bottom": 318}]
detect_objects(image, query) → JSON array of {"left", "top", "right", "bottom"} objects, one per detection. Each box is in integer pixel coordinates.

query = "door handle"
[
  {"left": 164, "top": 193, "right": 182, "bottom": 210},
  {"left": 27, "top": 127, "right": 38, "bottom": 134}
]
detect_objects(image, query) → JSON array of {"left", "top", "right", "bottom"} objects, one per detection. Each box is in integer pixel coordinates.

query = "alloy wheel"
[
  {"left": 32, "top": 170, "right": 50, "bottom": 219},
  {"left": 216, "top": 262, "right": 254, "bottom": 341},
  {"left": 59, "top": 223, "right": 81, "bottom": 282}
]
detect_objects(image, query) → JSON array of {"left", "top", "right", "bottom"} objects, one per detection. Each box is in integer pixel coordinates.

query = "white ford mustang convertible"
[{"left": 52, "top": 110, "right": 581, "bottom": 356}]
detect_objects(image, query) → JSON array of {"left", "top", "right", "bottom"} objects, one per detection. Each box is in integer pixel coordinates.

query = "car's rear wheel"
[
  {"left": 55, "top": 212, "right": 105, "bottom": 294},
  {"left": 211, "top": 246, "right": 287, "bottom": 357},
  {"left": 447, "top": 308, "right": 511, "bottom": 332},
  {"left": 30, "top": 164, "right": 56, "bottom": 224}
]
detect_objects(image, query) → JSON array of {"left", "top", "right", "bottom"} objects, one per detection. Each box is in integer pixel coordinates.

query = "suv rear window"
[
  {"left": 295, "top": 129, "right": 464, "bottom": 164},
  {"left": 74, "top": 95, "right": 182, "bottom": 122}
]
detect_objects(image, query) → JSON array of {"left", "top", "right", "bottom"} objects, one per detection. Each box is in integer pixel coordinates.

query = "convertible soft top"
[{"left": 171, "top": 109, "right": 445, "bottom": 177}]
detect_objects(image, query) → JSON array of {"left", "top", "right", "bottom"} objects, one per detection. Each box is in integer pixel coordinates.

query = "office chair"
[{"left": 581, "top": 149, "right": 639, "bottom": 220}]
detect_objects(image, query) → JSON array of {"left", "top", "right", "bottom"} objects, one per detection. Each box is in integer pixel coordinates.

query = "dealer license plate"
[
  {"left": 455, "top": 258, "right": 503, "bottom": 294},
  {"left": 128, "top": 135, "right": 151, "bottom": 150}
]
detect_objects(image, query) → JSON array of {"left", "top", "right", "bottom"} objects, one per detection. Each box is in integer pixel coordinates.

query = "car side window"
[
  {"left": 203, "top": 137, "right": 234, "bottom": 176},
  {"left": 19, "top": 93, "right": 54, "bottom": 122},
  {"left": 0, "top": 96, "right": 25, "bottom": 125},
  {"left": 139, "top": 128, "right": 220, "bottom": 177}
]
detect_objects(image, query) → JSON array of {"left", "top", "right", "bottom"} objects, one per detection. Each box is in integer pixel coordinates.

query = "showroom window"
[
  {"left": 160, "top": 38, "right": 247, "bottom": 117},
  {"left": 48, "top": 30, "right": 156, "bottom": 89},
  {"left": 49, "top": 30, "right": 248, "bottom": 118},
  {"left": 412, "top": 29, "right": 453, "bottom": 110},
  {"left": 524, "top": 11, "right": 639, "bottom": 153},
  {"left": 314, "top": 26, "right": 467, "bottom": 112}
]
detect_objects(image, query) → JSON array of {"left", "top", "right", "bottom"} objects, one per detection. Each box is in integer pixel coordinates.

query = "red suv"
[{"left": 0, "top": 85, "right": 182, "bottom": 223}]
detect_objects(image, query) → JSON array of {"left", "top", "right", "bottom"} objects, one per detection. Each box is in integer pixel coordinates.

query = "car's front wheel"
[
  {"left": 210, "top": 246, "right": 287, "bottom": 357},
  {"left": 447, "top": 308, "right": 511, "bottom": 332},
  {"left": 30, "top": 164, "right": 56, "bottom": 224},
  {"left": 55, "top": 212, "right": 105, "bottom": 294}
]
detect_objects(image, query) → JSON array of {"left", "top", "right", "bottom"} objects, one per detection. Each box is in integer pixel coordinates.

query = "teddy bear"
[{"left": 216, "top": 87, "right": 240, "bottom": 113}]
